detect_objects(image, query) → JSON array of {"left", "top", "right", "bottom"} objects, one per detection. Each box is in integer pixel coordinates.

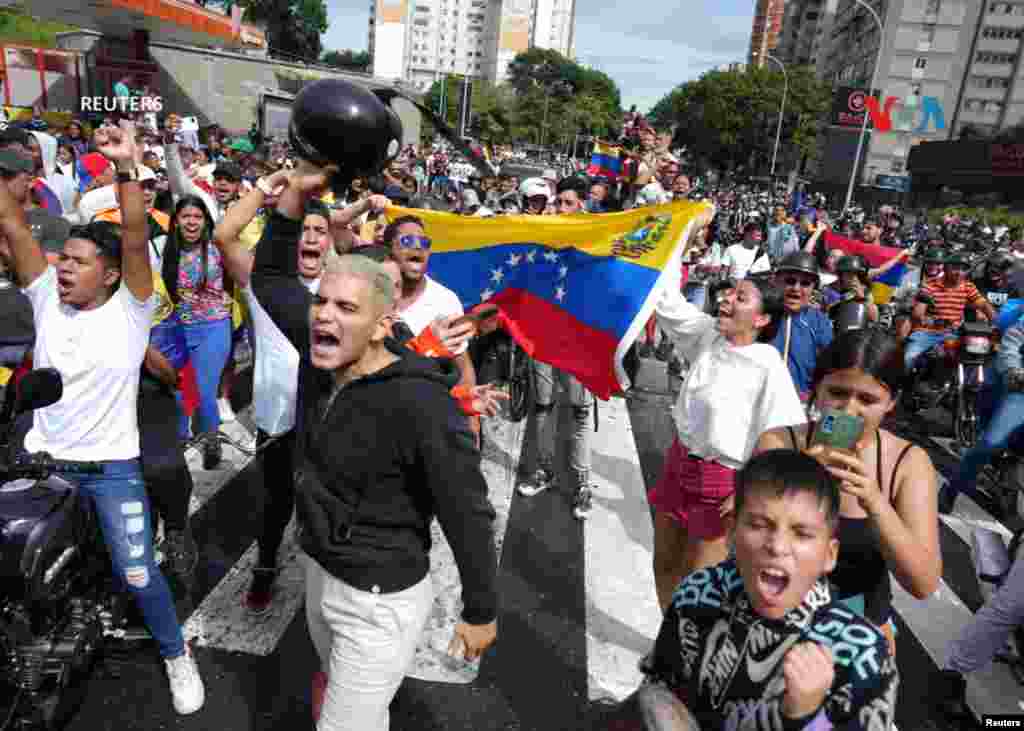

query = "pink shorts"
[{"left": 647, "top": 438, "right": 736, "bottom": 539}]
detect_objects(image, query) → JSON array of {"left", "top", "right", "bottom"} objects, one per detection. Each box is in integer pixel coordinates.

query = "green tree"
[
  {"left": 648, "top": 65, "right": 831, "bottom": 174},
  {"left": 321, "top": 49, "right": 371, "bottom": 71},
  {"left": 234, "top": 0, "right": 329, "bottom": 62}
]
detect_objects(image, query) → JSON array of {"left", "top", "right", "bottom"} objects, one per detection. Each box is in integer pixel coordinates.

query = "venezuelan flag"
[
  {"left": 586, "top": 140, "right": 623, "bottom": 180},
  {"left": 391, "top": 201, "right": 713, "bottom": 399},
  {"left": 823, "top": 231, "right": 908, "bottom": 305}
]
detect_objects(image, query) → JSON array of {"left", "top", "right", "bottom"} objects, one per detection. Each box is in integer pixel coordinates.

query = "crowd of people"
[{"left": 1, "top": 85, "right": 1024, "bottom": 731}]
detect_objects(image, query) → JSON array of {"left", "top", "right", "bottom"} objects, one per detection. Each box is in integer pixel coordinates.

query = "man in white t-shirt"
[
  {"left": 721, "top": 222, "right": 771, "bottom": 281},
  {"left": 0, "top": 121, "right": 204, "bottom": 715},
  {"left": 385, "top": 213, "right": 478, "bottom": 431}
]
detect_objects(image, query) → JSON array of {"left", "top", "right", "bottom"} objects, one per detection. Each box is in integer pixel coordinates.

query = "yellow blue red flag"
[{"left": 387, "top": 201, "right": 714, "bottom": 399}]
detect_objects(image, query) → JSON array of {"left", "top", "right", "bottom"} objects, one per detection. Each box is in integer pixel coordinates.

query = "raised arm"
[
  {"left": 868, "top": 248, "right": 910, "bottom": 282},
  {"left": 0, "top": 179, "right": 47, "bottom": 288},
  {"left": 329, "top": 194, "right": 390, "bottom": 247},
  {"left": 213, "top": 169, "right": 290, "bottom": 287},
  {"left": 803, "top": 222, "right": 827, "bottom": 254},
  {"left": 96, "top": 122, "right": 152, "bottom": 301},
  {"left": 162, "top": 117, "right": 217, "bottom": 220}
]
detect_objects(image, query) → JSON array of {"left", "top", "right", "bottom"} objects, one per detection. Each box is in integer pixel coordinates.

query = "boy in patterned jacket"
[{"left": 639, "top": 449, "right": 898, "bottom": 731}]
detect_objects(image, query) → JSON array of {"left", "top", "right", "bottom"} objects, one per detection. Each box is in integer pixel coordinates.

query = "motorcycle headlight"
[{"left": 963, "top": 336, "right": 992, "bottom": 355}]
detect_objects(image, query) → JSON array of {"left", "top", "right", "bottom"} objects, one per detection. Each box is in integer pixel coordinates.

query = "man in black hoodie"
[{"left": 250, "top": 162, "right": 498, "bottom": 730}]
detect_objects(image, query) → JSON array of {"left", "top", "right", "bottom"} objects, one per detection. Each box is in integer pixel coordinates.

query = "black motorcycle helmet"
[
  {"left": 776, "top": 251, "right": 820, "bottom": 282},
  {"left": 289, "top": 79, "right": 403, "bottom": 194},
  {"left": 988, "top": 251, "right": 1016, "bottom": 273},
  {"left": 946, "top": 251, "right": 971, "bottom": 269},
  {"left": 836, "top": 255, "right": 868, "bottom": 276}
]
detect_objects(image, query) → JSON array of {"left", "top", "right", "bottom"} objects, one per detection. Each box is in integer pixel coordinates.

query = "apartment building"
[
  {"left": 368, "top": 0, "right": 576, "bottom": 92},
  {"left": 749, "top": 0, "right": 788, "bottom": 66},
  {"left": 775, "top": 0, "right": 829, "bottom": 65},
  {"left": 805, "top": 0, "right": 1024, "bottom": 187}
]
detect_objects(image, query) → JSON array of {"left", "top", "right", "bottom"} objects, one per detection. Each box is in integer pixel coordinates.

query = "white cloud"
[{"left": 321, "top": 0, "right": 754, "bottom": 113}]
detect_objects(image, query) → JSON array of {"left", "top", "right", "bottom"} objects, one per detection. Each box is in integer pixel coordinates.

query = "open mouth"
[
  {"left": 310, "top": 329, "right": 341, "bottom": 362},
  {"left": 756, "top": 567, "right": 790, "bottom": 600},
  {"left": 300, "top": 249, "right": 321, "bottom": 266},
  {"left": 57, "top": 277, "right": 73, "bottom": 297}
]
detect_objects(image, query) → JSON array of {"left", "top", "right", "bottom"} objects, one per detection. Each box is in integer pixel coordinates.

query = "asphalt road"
[{"left": 61, "top": 359, "right": 1018, "bottom": 731}]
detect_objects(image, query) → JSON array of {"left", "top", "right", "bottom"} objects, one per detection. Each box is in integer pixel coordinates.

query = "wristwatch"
[{"left": 116, "top": 167, "right": 139, "bottom": 184}]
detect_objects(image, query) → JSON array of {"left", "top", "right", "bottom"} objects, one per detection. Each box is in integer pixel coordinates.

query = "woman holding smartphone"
[{"left": 755, "top": 329, "right": 942, "bottom": 654}]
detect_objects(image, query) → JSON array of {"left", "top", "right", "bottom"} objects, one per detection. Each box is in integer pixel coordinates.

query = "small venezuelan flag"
[
  {"left": 824, "top": 231, "right": 908, "bottom": 305},
  {"left": 586, "top": 140, "right": 623, "bottom": 180},
  {"left": 392, "top": 201, "right": 714, "bottom": 399}
]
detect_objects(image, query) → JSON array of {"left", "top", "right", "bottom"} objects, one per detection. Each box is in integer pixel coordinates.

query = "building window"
[{"left": 914, "top": 57, "right": 928, "bottom": 69}]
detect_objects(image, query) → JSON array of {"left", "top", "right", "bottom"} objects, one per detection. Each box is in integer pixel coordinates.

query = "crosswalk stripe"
[
  {"left": 584, "top": 394, "right": 660, "bottom": 703},
  {"left": 406, "top": 414, "right": 523, "bottom": 684}
]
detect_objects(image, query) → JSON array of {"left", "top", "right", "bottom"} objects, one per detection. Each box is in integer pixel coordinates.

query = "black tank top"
[{"left": 787, "top": 426, "right": 914, "bottom": 625}]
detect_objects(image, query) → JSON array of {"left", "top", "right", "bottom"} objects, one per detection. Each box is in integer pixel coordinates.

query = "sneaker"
[
  {"left": 517, "top": 468, "right": 555, "bottom": 497},
  {"left": 163, "top": 527, "right": 198, "bottom": 576},
  {"left": 243, "top": 567, "right": 278, "bottom": 615},
  {"left": 202, "top": 434, "right": 222, "bottom": 470},
  {"left": 218, "top": 397, "right": 236, "bottom": 423},
  {"left": 165, "top": 647, "right": 205, "bottom": 715},
  {"left": 573, "top": 485, "right": 593, "bottom": 520}
]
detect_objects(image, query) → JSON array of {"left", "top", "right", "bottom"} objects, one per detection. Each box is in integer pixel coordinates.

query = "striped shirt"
[{"left": 921, "top": 278, "right": 985, "bottom": 331}]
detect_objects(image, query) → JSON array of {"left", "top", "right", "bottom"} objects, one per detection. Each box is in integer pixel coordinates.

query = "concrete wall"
[{"left": 56, "top": 30, "right": 422, "bottom": 145}]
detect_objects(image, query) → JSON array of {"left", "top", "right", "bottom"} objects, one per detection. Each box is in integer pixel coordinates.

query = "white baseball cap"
[
  {"left": 519, "top": 177, "right": 552, "bottom": 200},
  {"left": 542, "top": 168, "right": 558, "bottom": 182}
]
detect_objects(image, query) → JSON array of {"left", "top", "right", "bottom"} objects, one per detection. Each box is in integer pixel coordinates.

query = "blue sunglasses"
[{"left": 398, "top": 234, "right": 432, "bottom": 250}]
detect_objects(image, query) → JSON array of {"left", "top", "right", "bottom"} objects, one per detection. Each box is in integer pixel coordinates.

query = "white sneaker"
[
  {"left": 165, "top": 648, "right": 205, "bottom": 715},
  {"left": 217, "top": 397, "right": 236, "bottom": 423}
]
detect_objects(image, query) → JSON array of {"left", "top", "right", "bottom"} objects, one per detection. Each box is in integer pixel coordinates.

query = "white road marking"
[
  {"left": 406, "top": 414, "right": 523, "bottom": 684},
  {"left": 584, "top": 395, "right": 661, "bottom": 703}
]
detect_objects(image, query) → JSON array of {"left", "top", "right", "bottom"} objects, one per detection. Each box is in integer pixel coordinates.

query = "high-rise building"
[
  {"left": 808, "top": 0, "right": 1024, "bottom": 188},
  {"left": 368, "top": 0, "right": 577, "bottom": 92},
  {"left": 775, "top": 0, "right": 828, "bottom": 66},
  {"left": 749, "top": 0, "right": 788, "bottom": 66}
]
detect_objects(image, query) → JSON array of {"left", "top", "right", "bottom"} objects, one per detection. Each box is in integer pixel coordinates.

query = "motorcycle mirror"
[{"left": 13, "top": 368, "right": 62, "bottom": 416}]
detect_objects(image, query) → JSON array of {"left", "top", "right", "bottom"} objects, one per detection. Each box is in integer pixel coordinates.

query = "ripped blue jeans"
[{"left": 57, "top": 459, "right": 185, "bottom": 659}]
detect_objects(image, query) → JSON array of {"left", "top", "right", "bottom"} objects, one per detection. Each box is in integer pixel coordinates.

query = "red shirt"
[{"left": 920, "top": 278, "right": 986, "bottom": 331}]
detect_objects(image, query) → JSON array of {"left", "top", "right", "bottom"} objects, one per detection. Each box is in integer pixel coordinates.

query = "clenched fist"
[{"left": 781, "top": 642, "right": 834, "bottom": 721}]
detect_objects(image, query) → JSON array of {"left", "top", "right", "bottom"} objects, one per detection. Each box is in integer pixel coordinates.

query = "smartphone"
[
  {"left": 451, "top": 306, "right": 500, "bottom": 329},
  {"left": 810, "top": 408, "right": 865, "bottom": 453},
  {"left": 180, "top": 116, "right": 199, "bottom": 132}
]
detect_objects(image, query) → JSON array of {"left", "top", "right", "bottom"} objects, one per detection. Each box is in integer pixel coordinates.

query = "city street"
[{"left": 64, "top": 358, "right": 1016, "bottom": 731}]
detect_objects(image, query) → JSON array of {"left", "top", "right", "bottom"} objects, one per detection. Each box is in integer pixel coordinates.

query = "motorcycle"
[
  {"left": 0, "top": 368, "right": 153, "bottom": 730},
  {"left": 903, "top": 299, "right": 995, "bottom": 450}
]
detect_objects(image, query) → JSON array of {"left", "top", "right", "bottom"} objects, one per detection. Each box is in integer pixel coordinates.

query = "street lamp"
[
  {"left": 843, "top": 0, "right": 885, "bottom": 213},
  {"left": 765, "top": 53, "right": 788, "bottom": 178}
]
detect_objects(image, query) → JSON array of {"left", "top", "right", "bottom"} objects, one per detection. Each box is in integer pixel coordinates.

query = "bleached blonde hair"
[{"left": 323, "top": 254, "right": 396, "bottom": 316}]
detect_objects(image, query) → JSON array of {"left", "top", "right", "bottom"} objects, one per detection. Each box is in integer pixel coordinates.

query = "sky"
[{"left": 322, "top": 0, "right": 755, "bottom": 113}]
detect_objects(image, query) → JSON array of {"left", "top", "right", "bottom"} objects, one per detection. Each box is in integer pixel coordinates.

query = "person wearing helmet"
[
  {"left": 251, "top": 80, "right": 497, "bottom": 727},
  {"left": 517, "top": 174, "right": 596, "bottom": 519},
  {"left": 906, "top": 250, "right": 995, "bottom": 372},
  {"left": 975, "top": 252, "right": 1024, "bottom": 314},
  {"left": 825, "top": 254, "right": 879, "bottom": 324},
  {"left": 519, "top": 177, "right": 551, "bottom": 215},
  {"left": 721, "top": 222, "right": 771, "bottom": 280},
  {"left": 459, "top": 187, "right": 493, "bottom": 217},
  {"left": 771, "top": 251, "right": 834, "bottom": 400}
]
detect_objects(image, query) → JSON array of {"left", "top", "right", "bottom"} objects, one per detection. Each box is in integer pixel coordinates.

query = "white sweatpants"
[{"left": 304, "top": 555, "right": 434, "bottom": 731}]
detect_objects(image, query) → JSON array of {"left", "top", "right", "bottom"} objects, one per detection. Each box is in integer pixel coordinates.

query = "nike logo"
[{"left": 744, "top": 630, "right": 800, "bottom": 685}]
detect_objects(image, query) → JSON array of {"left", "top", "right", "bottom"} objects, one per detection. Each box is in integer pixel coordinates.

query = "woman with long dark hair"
[
  {"left": 755, "top": 329, "right": 941, "bottom": 655},
  {"left": 162, "top": 195, "right": 233, "bottom": 468},
  {"left": 648, "top": 259, "right": 806, "bottom": 612}
]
